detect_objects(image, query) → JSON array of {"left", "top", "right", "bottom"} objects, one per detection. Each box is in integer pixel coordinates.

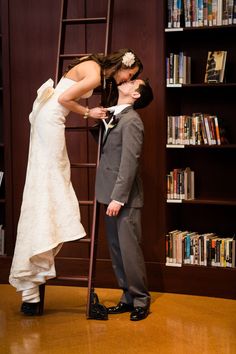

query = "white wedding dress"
[{"left": 9, "top": 77, "right": 87, "bottom": 302}]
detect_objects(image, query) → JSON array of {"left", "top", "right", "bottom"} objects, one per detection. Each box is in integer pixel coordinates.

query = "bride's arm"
[{"left": 58, "top": 64, "right": 107, "bottom": 119}]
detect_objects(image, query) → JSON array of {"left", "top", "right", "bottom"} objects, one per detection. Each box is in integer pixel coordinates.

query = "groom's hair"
[{"left": 133, "top": 79, "right": 153, "bottom": 110}]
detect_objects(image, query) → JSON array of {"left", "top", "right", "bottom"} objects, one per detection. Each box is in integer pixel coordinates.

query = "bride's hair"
[
  {"left": 65, "top": 48, "right": 143, "bottom": 77},
  {"left": 65, "top": 49, "right": 143, "bottom": 106}
]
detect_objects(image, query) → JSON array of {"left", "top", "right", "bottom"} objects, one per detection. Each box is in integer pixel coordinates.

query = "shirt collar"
[
  {"left": 107, "top": 104, "right": 131, "bottom": 116},
  {"left": 103, "top": 104, "right": 131, "bottom": 131}
]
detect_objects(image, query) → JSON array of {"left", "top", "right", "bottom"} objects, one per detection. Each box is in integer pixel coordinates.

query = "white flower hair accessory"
[{"left": 122, "top": 52, "right": 135, "bottom": 67}]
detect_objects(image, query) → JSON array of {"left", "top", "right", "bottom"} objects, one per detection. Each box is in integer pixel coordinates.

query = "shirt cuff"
[{"left": 113, "top": 200, "right": 124, "bottom": 206}]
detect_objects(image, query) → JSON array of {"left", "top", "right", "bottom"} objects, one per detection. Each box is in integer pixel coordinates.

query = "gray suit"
[{"left": 95, "top": 106, "right": 150, "bottom": 308}]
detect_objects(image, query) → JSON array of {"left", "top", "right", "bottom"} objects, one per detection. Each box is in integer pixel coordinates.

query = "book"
[
  {"left": 234, "top": 0, "right": 236, "bottom": 24},
  {"left": 0, "top": 171, "right": 3, "bottom": 187},
  {"left": 166, "top": 230, "right": 235, "bottom": 268},
  {"left": 204, "top": 51, "right": 227, "bottom": 83}
]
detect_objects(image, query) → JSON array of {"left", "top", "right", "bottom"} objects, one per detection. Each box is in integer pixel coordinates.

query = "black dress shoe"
[
  {"left": 107, "top": 302, "right": 134, "bottom": 314},
  {"left": 130, "top": 306, "right": 149, "bottom": 321},
  {"left": 20, "top": 302, "right": 41, "bottom": 316}
]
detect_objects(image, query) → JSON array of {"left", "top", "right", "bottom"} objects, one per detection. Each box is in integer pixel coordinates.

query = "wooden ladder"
[{"left": 39, "top": 0, "right": 113, "bottom": 319}]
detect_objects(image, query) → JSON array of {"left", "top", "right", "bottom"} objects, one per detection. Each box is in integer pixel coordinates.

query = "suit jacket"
[{"left": 95, "top": 106, "right": 144, "bottom": 208}]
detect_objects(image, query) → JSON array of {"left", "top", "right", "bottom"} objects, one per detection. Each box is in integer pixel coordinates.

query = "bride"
[{"left": 9, "top": 49, "right": 143, "bottom": 316}]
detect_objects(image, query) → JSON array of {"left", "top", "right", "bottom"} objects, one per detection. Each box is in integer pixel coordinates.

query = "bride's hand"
[{"left": 88, "top": 107, "right": 108, "bottom": 119}]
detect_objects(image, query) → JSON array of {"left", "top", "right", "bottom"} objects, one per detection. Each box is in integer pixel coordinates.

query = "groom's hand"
[{"left": 106, "top": 200, "right": 122, "bottom": 217}]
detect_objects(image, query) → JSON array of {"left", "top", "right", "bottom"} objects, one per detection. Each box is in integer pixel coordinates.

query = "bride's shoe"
[
  {"left": 21, "top": 284, "right": 45, "bottom": 316},
  {"left": 21, "top": 302, "right": 41, "bottom": 316}
]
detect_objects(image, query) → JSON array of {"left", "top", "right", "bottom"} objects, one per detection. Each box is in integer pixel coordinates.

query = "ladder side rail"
[
  {"left": 104, "top": 0, "right": 113, "bottom": 55},
  {"left": 86, "top": 126, "right": 102, "bottom": 318},
  {"left": 55, "top": 0, "right": 65, "bottom": 84}
]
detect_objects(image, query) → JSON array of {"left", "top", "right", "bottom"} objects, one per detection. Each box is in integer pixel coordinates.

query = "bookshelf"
[{"left": 164, "top": 2, "right": 236, "bottom": 298}]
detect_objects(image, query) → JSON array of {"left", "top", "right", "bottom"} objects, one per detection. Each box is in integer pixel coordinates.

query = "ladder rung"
[
  {"left": 65, "top": 126, "right": 100, "bottom": 132},
  {"left": 79, "top": 201, "right": 94, "bottom": 205},
  {"left": 57, "top": 275, "right": 89, "bottom": 282},
  {"left": 65, "top": 126, "right": 88, "bottom": 132},
  {"left": 59, "top": 53, "right": 103, "bottom": 59},
  {"left": 71, "top": 163, "right": 96, "bottom": 168},
  {"left": 62, "top": 17, "right": 107, "bottom": 24},
  {"left": 78, "top": 238, "right": 91, "bottom": 243}
]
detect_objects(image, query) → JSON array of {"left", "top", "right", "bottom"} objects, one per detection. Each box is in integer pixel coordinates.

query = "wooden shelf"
[
  {"left": 166, "top": 144, "right": 236, "bottom": 149},
  {"left": 165, "top": 24, "right": 236, "bottom": 32},
  {"left": 167, "top": 83, "right": 236, "bottom": 88},
  {"left": 62, "top": 17, "right": 107, "bottom": 24},
  {"left": 167, "top": 198, "right": 236, "bottom": 205},
  {"left": 159, "top": 262, "right": 236, "bottom": 299},
  {"left": 166, "top": 263, "right": 236, "bottom": 270}
]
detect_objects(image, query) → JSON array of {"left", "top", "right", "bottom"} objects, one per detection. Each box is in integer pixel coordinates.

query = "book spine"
[
  {"left": 169, "top": 53, "right": 174, "bottom": 84},
  {"left": 233, "top": 0, "right": 236, "bottom": 23},
  {"left": 203, "top": 0, "right": 208, "bottom": 25},
  {"left": 198, "top": 0, "right": 204, "bottom": 26},
  {"left": 0, "top": 171, "right": 4, "bottom": 187},
  {"left": 168, "top": 0, "right": 173, "bottom": 27},
  {"left": 184, "top": 0, "right": 192, "bottom": 27},
  {"left": 217, "top": 0, "right": 223, "bottom": 25},
  {"left": 179, "top": 52, "right": 184, "bottom": 84},
  {"left": 227, "top": 0, "right": 234, "bottom": 24},
  {"left": 208, "top": 0, "right": 213, "bottom": 25},
  {"left": 214, "top": 116, "right": 221, "bottom": 145},
  {"left": 222, "top": 0, "right": 229, "bottom": 24},
  {"left": 166, "top": 57, "right": 170, "bottom": 85}
]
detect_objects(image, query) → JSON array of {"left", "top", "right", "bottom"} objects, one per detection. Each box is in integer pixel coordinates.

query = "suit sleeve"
[{"left": 111, "top": 117, "right": 144, "bottom": 203}]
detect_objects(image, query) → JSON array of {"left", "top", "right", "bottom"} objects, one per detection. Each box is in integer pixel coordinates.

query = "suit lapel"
[
  {"left": 102, "top": 106, "right": 133, "bottom": 146},
  {"left": 102, "top": 121, "right": 117, "bottom": 145}
]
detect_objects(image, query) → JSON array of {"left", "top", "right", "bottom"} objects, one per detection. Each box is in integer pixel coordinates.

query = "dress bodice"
[{"left": 55, "top": 77, "right": 93, "bottom": 99}]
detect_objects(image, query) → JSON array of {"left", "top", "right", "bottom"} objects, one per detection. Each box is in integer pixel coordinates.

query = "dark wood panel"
[
  {"left": 1, "top": 0, "right": 13, "bottom": 254},
  {"left": 9, "top": 0, "right": 61, "bottom": 239},
  {"left": 7, "top": 0, "right": 162, "bottom": 276},
  {"left": 147, "top": 263, "right": 236, "bottom": 299}
]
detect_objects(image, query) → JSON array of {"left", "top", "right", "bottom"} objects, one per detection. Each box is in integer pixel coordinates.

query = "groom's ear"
[{"left": 131, "top": 91, "right": 141, "bottom": 100}]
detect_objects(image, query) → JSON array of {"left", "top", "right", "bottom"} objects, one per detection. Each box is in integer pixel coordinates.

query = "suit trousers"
[{"left": 105, "top": 206, "right": 150, "bottom": 308}]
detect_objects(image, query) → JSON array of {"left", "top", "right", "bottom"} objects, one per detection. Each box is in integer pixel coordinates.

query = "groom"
[{"left": 95, "top": 78, "right": 153, "bottom": 321}]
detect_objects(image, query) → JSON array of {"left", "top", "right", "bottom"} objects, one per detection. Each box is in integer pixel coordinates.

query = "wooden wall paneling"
[
  {"left": 4, "top": 0, "right": 166, "bottom": 292},
  {"left": 1, "top": 0, "right": 13, "bottom": 255},
  {"left": 9, "top": 0, "right": 61, "bottom": 246},
  {"left": 63, "top": 24, "right": 86, "bottom": 54},
  {"left": 55, "top": 1, "right": 110, "bottom": 274},
  {"left": 109, "top": 0, "right": 166, "bottom": 267}
]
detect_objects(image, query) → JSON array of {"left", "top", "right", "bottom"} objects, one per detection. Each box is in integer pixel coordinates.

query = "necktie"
[
  {"left": 105, "top": 111, "right": 114, "bottom": 123},
  {"left": 102, "top": 112, "right": 116, "bottom": 144}
]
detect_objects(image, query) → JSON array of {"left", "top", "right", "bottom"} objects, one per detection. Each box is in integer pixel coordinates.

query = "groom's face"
[{"left": 118, "top": 79, "right": 143, "bottom": 97}]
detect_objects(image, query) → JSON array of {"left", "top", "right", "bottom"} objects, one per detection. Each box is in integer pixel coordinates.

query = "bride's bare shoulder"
[
  {"left": 77, "top": 59, "right": 100, "bottom": 72},
  {"left": 67, "top": 60, "right": 101, "bottom": 81}
]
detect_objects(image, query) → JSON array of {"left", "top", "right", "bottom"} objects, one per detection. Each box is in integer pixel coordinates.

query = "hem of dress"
[
  {"left": 9, "top": 231, "right": 86, "bottom": 287},
  {"left": 30, "top": 231, "right": 86, "bottom": 258}
]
